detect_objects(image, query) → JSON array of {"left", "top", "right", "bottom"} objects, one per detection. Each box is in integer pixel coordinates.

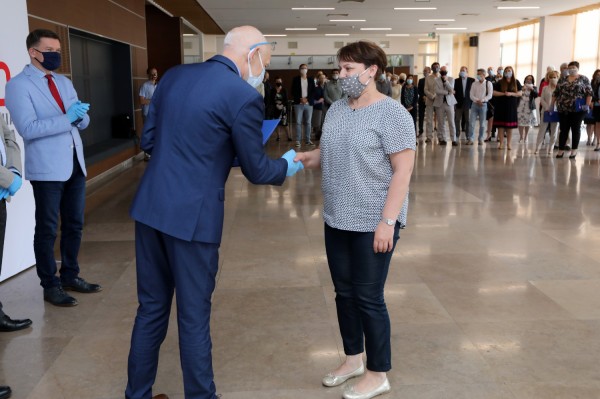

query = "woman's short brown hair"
[{"left": 337, "top": 41, "right": 387, "bottom": 76}]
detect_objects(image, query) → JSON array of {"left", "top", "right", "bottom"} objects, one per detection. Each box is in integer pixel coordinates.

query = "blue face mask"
[
  {"left": 459, "top": 71, "right": 467, "bottom": 78},
  {"left": 406, "top": 79, "right": 413, "bottom": 85},
  {"left": 504, "top": 71, "right": 513, "bottom": 78},
  {"left": 246, "top": 49, "right": 265, "bottom": 89},
  {"left": 33, "top": 49, "right": 61, "bottom": 71}
]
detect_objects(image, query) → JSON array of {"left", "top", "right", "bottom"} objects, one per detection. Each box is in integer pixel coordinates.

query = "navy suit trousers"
[
  {"left": 126, "top": 222, "right": 220, "bottom": 399},
  {"left": 30, "top": 153, "right": 85, "bottom": 289}
]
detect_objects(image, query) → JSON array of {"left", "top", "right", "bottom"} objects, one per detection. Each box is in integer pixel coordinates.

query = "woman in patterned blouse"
[
  {"left": 294, "top": 41, "right": 416, "bottom": 399},
  {"left": 552, "top": 61, "right": 593, "bottom": 158}
]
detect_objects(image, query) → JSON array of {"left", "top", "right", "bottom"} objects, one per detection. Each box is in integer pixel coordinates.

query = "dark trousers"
[
  {"left": 455, "top": 104, "right": 470, "bottom": 139},
  {"left": 408, "top": 108, "right": 418, "bottom": 136},
  {"left": 558, "top": 111, "right": 585, "bottom": 150},
  {"left": 30, "top": 155, "right": 85, "bottom": 289},
  {"left": 0, "top": 200, "right": 5, "bottom": 317},
  {"left": 324, "top": 222, "right": 400, "bottom": 372},
  {"left": 418, "top": 100, "right": 426, "bottom": 134},
  {"left": 126, "top": 222, "right": 220, "bottom": 399}
]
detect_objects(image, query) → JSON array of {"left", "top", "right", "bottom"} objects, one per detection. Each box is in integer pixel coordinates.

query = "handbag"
[
  {"left": 543, "top": 111, "right": 560, "bottom": 123},
  {"left": 575, "top": 98, "right": 587, "bottom": 112}
]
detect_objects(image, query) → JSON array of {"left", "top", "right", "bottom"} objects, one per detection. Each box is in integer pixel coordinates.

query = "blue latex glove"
[
  {"left": 66, "top": 101, "right": 90, "bottom": 123},
  {"left": 7, "top": 174, "right": 22, "bottom": 196},
  {"left": 0, "top": 188, "right": 9, "bottom": 200},
  {"left": 281, "top": 149, "right": 304, "bottom": 177}
]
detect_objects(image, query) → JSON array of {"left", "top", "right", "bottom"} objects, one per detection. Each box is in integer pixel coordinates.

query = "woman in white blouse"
[{"left": 295, "top": 41, "right": 415, "bottom": 399}]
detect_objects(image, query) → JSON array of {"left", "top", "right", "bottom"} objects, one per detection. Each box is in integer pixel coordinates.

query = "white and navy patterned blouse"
[{"left": 320, "top": 97, "right": 416, "bottom": 232}]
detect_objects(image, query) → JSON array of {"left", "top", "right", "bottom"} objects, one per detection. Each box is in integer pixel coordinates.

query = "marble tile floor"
[{"left": 3, "top": 135, "right": 600, "bottom": 398}]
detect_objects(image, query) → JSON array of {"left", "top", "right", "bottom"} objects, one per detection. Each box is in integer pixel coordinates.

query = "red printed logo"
[{"left": 0, "top": 62, "right": 11, "bottom": 107}]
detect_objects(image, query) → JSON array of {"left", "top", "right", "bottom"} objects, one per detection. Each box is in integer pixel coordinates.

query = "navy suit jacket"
[
  {"left": 291, "top": 76, "right": 316, "bottom": 105},
  {"left": 130, "top": 55, "right": 287, "bottom": 244},
  {"left": 454, "top": 76, "right": 475, "bottom": 108}
]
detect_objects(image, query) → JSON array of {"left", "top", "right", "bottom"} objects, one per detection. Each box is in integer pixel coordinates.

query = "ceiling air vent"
[
  {"left": 334, "top": 41, "right": 344, "bottom": 49},
  {"left": 338, "top": 0, "right": 365, "bottom": 3},
  {"left": 288, "top": 42, "right": 298, "bottom": 49}
]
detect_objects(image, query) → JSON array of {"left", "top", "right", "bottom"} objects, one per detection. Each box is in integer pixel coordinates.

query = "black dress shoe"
[
  {"left": 44, "top": 287, "right": 78, "bottom": 307},
  {"left": 0, "top": 385, "right": 11, "bottom": 399},
  {"left": 62, "top": 277, "right": 102, "bottom": 293},
  {"left": 0, "top": 315, "right": 32, "bottom": 332},
  {"left": 439, "top": 140, "right": 447, "bottom": 145},
  {"left": 452, "top": 141, "right": 458, "bottom": 146}
]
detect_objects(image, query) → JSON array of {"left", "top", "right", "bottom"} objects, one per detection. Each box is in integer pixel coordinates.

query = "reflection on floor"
[{"left": 3, "top": 135, "right": 600, "bottom": 399}]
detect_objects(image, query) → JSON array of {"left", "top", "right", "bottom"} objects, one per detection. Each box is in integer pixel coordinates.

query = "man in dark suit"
[
  {"left": 417, "top": 66, "right": 431, "bottom": 137},
  {"left": 125, "top": 26, "right": 303, "bottom": 399},
  {"left": 454, "top": 66, "right": 475, "bottom": 143},
  {"left": 291, "top": 64, "right": 316, "bottom": 147}
]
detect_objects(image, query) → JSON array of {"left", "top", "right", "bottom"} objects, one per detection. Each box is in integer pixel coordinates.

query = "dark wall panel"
[
  {"left": 146, "top": 4, "right": 183, "bottom": 78},
  {"left": 70, "top": 30, "right": 133, "bottom": 156},
  {"left": 27, "top": 0, "right": 146, "bottom": 47}
]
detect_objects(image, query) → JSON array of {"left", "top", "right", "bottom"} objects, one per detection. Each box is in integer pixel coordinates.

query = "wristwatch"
[{"left": 382, "top": 218, "right": 395, "bottom": 226}]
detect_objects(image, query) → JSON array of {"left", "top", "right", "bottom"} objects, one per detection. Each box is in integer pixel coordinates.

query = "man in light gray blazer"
[
  {"left": 5, "top": 29, "right": 100, "bottom": 307},
  {"left": 434, "top": 66, "right": 458, "bottom": 145}
]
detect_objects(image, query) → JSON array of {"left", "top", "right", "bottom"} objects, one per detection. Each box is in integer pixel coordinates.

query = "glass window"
[
  {"left": 500, "top": 22, "right": 539, "bottom": 82},
  {"left": 574, "top": 9, "right": 600, "bottom": 78}
]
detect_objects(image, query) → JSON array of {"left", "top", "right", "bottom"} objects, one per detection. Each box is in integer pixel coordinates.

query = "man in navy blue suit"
[{"left": 125, "top": 26, "right": 303, "bottom": 399}]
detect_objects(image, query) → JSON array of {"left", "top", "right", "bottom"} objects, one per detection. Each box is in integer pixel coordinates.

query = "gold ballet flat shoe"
[
  {"left": 343, "top": 378, "right": 391, "bottom": 399},
  {"left": 322, "top": 364, "right": 365, "bottom": 387}
]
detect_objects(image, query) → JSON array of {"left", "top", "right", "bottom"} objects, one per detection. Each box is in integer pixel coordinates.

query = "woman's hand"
[
  {"left": 373, "top": 222, "right": 395, "bottom": 253},
  {"left": 294, "top": 149, "right": 321, "bottom": 169}
]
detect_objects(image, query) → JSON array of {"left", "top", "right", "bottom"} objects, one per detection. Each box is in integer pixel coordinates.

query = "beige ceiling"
[
  {"left": 192, "top": 0, "right": 599, "bottom": 37},
  {"left": 153, "top": 0, "right": 223, "bottom": 34}
]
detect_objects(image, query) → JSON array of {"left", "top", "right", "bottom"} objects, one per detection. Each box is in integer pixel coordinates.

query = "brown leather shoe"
[{"left": 152, "top": 395, "right": 169, "bottom": 399}]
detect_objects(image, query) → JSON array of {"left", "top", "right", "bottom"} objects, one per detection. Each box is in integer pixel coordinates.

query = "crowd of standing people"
[{"left": 257, "top": 59, "right": 600, "bottom": 159}]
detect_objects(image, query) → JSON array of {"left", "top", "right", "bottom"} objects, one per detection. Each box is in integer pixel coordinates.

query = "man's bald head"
[
  {"left": 223, "top": 26, "right": 269, "bottom": 56},
  {"left": 222, "top": 26, "right": 271, "bottom": 81}
]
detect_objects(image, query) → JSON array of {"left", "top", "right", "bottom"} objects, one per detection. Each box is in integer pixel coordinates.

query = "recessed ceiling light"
[
  {"left": 436, "top": 27, "right": 468, "bottom": 30},
  {"left": 329, "top": 19, "right": 366, "bottom": 22},
  {"left": 497, "top": 6, "right": 541, "bottom": 10},
  {"left": 419, "top": 19, "right": 455, "bottom": 22},
  {"left": 285, "top": 28, "right": 318, "bottom": 31},
  {"left": 264, "top": 34, "right": 288, "bottom": 37},
  {"left": 394, "top": 7, "right": 437, "bottom": 10},
  {"left": 292, "top": 7, "right": 335, "bottom": 10},
  {"left": 360, "top": 28, "right": 392, "bottom": 31},
  {"left": 325, "top": 34, "right": 350, "bottom": 36},
  {"left": 386, "top": 34, "right": 410, "bottom": 37}
]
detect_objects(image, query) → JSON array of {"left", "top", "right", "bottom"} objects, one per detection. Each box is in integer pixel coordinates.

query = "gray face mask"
[{"left": 340, "top": 68, "right": 371, "bottom": 99}]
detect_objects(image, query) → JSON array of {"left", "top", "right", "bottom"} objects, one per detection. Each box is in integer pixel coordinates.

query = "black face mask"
[
  {"left": 440, "top": 71, "right": 448, "bottom": 77},
  {"left": 275, "top": 83, "right": 282, "bottom": 87},
  {"left": 33, "top": 49, "right": 61, "bottom": 71},
  {"left": 399, "top": 79, "right": 405, "bottom": 84}
]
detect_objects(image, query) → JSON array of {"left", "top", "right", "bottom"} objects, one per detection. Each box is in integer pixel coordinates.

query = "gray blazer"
[
  {"left": 0, "top": 118, "right": 22, "bottom": 194},
  {"left": 433, "top": 76, "right": 458, "bottom": 107}
]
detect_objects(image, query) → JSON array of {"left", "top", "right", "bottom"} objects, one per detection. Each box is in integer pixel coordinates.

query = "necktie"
[{"left": 45, "top": 74, "right": 66, "bottom": 114}]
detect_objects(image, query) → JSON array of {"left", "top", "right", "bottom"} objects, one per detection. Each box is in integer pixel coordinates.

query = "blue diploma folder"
[
  {"left": 262, "top": 119, "right": 280, "bottom": 144},
  {"left": 232, "top": 119, "right": 280, "bottom": 167}
]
